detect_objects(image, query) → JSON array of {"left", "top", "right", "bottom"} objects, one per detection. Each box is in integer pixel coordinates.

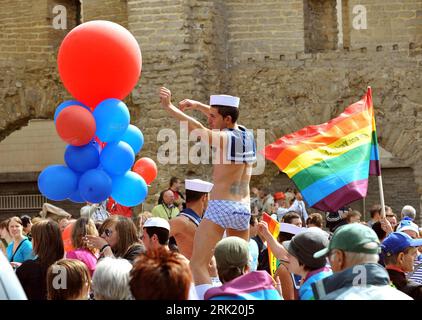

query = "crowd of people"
[
  {"left": 1, "top": 88, "right": 422, "bottom": 301},
  {"left": 1, "top": 178, "right": 421, "bottom": 300}
]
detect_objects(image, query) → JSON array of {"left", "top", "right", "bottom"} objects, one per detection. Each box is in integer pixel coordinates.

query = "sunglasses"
[{"left": 104, "top": 228, "right": 113, "bottom": 237}]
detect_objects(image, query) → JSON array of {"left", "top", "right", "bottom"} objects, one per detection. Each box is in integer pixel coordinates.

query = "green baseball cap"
[
  {"left": 214, "top": 236, "right": 249, "bottom": 270},
  {"left": 313, "top": 223, "right": 380, "bottom": 258}
]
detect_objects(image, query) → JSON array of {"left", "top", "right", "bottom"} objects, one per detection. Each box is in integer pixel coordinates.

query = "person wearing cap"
[
  {"left": 160, "top": 87, "right": 256, "bottom": 287},
  {"left": 142, "top": 217, "right": 171, "bottom": 252},
  {"left": 169, "top": 179, "right": 214, "bottom": 259},
  {"left": 274, "top": 223, "right": 306, "bottom": 300},
  {"left": 274, "top": 191, "right": 288, "bottom": 221},
  {"left": 198, "top": 237, "right": 282, "bottom": 300},
  {"left": 396, "top": 218, "right": 420, "bottom": 239},
  {"left": 382, "top": 232, "right": 422, "bottom": 300},
  {"left": 311, "top": 224, "right": 412, "bottom": 300},
  {"left": 282, "top": 230, "right": 332, "bottom": 300}
]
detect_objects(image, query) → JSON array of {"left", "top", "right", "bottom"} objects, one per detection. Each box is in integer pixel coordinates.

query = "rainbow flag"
[
  {"left": 263, "top": 87, "right": 380, "bottom": 212},
  {"left": 262, "top": 212, "right": 280, "bottom": 278}
]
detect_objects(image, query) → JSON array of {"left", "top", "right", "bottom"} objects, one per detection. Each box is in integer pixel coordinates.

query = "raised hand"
[
  {"left": 159, "top": 87, "right": 172, "bottom": 109},
  {"left": 178, "top": 99, "right": 197, "bottom": 112}
]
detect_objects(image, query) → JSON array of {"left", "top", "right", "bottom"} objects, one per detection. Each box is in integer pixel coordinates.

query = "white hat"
[
  {"left": 279, "top": 223, "right": 305, "bottom": 235},
  {"left": 210, "top": 95, "right": 240, "bottom": 108},
  {"left": 143, "top": 217, "right": 170, "bottom": 231},
  {"left": 185, "top": 179, "right": 214, "bottom": 193},
  {"left": 397, "top": 220, "right": 419, "bottom": 235}
]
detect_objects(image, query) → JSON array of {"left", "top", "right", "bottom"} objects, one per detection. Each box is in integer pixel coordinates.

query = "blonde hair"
[{"left": 71, "top": 217, "right": 98, "bottom": 254}]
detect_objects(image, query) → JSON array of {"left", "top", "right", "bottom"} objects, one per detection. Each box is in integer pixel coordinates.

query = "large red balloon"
[
  {"left": 56, "top": 106, "right": 96, "bottom": 146},
  {"left": 58, "top": 20, "right": 142, "bottom": 109},
  {"left": 133, "top": 157, "right": 158, "bottom": 185}
]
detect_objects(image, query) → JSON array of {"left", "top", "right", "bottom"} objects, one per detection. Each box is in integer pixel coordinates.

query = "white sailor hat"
[
  {"left": 143, "top": 217, "right": 170, "bottom": 231},
  {"left": 279, "top": 223, "right": 305, "bottom": 235},
  {"left": 210, "top": 95, "right": 240, "bottom": 108},
  {"left": 185, "top": 179, "right": 214, "bottom": 193}
]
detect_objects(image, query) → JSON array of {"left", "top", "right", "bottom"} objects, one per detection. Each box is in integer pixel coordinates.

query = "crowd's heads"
[
  {"left": 249, "top": 215, "right": 259, "bottom": 238},
  {"left": 381, "top": 232, "right": 422, "bottom": 272},
  {"left": 314, "top": 224, "right": 380, "bottom": 272},
  {"left": 401, "top": 205, "right": 416, "bottom": 221},
  {"left": 99, "top": 215, "right": 139, "bottom": 258},
  {"left": 162, "top": 189, "right": 175, "bottom": 206},
  {"left": 396, "top": 219, "right": 419, "bottom": 239},
  {"left": 142, "top": 217, "right": 170, "bottom": 250},
  {"left": 71, "top": 217, "right": 98, "bottom": 252},
  {"left": 7, "top": 216, "right": 24, "bottom": 239},
  {"left": 283, "top": 230, "right": 329, "bottom": 273},
  {"left": 47, "top": 259, "right": 91, "bottom": 300},
  {"left": 170, "top": 176, "right": 181, "bottom": 190},
  {"left": 0, "top": 219, "right": 10, "bottom": 240},
  {"left": 306, "top": 213, "right": 324, "bottom": 228},
  {"left": 133, "top": 211, "right": 152, "bottom": 239},
  {"left": 130, "top": 247, "right": 192, "bottom": 300},
  {"left": 32, "top": 219, "right": 64, "bottom": 268},
  {"left": 346, "top": 210, "right": 361, "bottom": 224},
  {"left": 214, "top": 236, "right": 250, "bottom": 283},
  {"left": 92, "top": 257, "right": 133, "bottom": 300},
  {"left": 282, "top": 212, "right": 302, "bottom": 227},
  {"left": 372, "top": 221, "right": 387, "bottom": 242},
  {"left": 20, "top": 215, "right": 32, "bottom": 234}
]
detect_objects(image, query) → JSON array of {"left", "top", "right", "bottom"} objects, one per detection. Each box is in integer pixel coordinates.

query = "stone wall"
[{"left": 0, "top": 0, "right": 421, "bottom": 220}]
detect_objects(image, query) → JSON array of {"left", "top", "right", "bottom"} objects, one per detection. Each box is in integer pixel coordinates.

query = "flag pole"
[
  {"left": 368, "top": 86, "right": 386, "bottom": 219},
  {"left": 378, "top": 175, "right": 386, "bottom": 219}
]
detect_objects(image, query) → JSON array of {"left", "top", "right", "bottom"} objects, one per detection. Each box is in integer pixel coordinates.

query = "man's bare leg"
[
  {"left": 190, "top": 218, "right": 225, "bottom": 285},
  {"left": 226, "top": 228, "right": 249, "bottom": 241}
]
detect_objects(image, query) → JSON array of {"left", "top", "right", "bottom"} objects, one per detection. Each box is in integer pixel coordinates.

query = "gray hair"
[
  {"left": 344, "top": 252, "right": 379, "bottom": 266},
  {"left": 401, "top": 205, "right": 416, "bottom": 221},
  {"left": 92, "top": 257, "right": 133, "bottom": 300}
]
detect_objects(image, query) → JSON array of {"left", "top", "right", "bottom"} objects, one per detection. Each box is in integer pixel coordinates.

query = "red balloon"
[
  {"left": 56, "top": 106, "right": 96, "bottom": 146},
  {"left": 58, "top": 20, "right": 142, "bottom": 109},
  {"left": 133, "top": 157, "right": 158, "bottom": 185}
]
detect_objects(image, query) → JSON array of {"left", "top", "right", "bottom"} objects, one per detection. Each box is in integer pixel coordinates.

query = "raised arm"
[
  {"left": 179, "top": 99, "right": 211, "bottom": 117},
  {"left": 258, "top": 221, "right": 289, "bottom": 261},
  {"left": 160, "top": 87, "right": 224, "bottom": 146}
]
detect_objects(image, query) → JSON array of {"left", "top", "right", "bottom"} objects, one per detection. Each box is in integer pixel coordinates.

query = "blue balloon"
[
  {"left": 79, "top": 169, "right": 112, "bottom": 203},
  {"left": 111, "top": 171, "right": 148, "bottom": 207},
  {"left": 68, "top": 188, "right": 85, "bottom": 203},
  {"left": 64, "top": 143, "right": 100, "bottom": 173},
  {"left": 54, "top": 100, "right": 90, "bottom": 123},
  {"left": 38, "top": 165, "right": 78, "bottom": 201},
  {"left": 100, "top": 141, "right": 135, "bottom": 176},
  {"left": 120, "top": 124, "right": 144, "bottom": 154},
  {"left": 93, "top": 99, "right": 130, "bottom": 142}
]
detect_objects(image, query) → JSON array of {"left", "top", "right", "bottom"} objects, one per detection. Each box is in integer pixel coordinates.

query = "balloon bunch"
[{"left": 38, "top": 21, "right": 157, "bottom": 207}]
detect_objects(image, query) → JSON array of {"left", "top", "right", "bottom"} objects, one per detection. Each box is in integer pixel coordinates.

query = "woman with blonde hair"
[
  {"left": 66, "top": 217, "right": 99, "bottom": 276},
  {"left": 133, "top": 211, "right": 152, "bottom": 241},
  {"left": 6, "top": 216, "right": 34, "bottom": 267}
]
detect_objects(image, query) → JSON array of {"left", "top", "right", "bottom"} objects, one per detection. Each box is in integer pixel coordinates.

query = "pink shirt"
[{"left": 66, "top": 248, "right": 98, "bottom": 276}]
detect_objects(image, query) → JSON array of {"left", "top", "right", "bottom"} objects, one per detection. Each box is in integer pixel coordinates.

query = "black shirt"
[
  {"left": 387, "top": 268, "right": 422, "bottom": 300},
  {"left": 16, "top": 258, "right": 48, "bottom": 300}
]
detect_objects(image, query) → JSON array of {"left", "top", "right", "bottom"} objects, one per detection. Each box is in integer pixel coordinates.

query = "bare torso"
[
  {"left": 210, "top": 134, "right": 252, "bottom": 204},
  {"left": 169, "top": 216, "right": 197, "bottom": 260}
]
